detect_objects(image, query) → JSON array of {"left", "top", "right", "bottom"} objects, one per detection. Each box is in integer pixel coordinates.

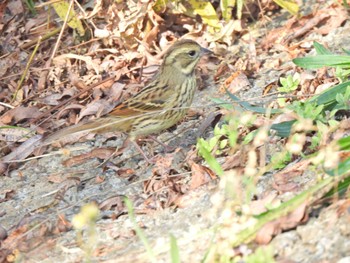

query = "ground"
[{"left": 1, "top": 0, "right": 350, "bottom": 262}]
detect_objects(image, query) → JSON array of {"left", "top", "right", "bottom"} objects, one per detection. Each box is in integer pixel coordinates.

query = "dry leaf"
[
  {"left": 220, "top": 71, "right": 251, "bottom": 94},
  {"left": 2, "top": 135, "right": 42, "bottom": 163},
  {"left": 255, "top": 202, "right": 308, "bottom": 244},
  {"left": 0, "top": 106, "right": 41, "bottom": 124},
  {"left": 190, "top": 163, "right": 216, "bottom": 190},
  {"left": 62, "top": 148, "right": 116, "bottom": 167}
]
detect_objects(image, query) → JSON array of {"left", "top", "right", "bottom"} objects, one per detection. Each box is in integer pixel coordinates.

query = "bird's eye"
[{"left": 188, "top": 50, "right": 197, "bottom": 57}]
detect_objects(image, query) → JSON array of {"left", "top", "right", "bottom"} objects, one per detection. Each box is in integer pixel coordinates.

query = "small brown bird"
[{"left": 44, "top": 39, "right": 212, "bottom": 160}]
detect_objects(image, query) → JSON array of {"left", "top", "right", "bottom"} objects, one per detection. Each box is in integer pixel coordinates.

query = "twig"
[
  {"left": 12, "top": 36, "right": 42, "bottom": 103},
  {"left": 50, "top": 0, "right": 74, "bottom": 60},
  {"left": 20, "top": 27, "right": 61, "bottom": 50}
]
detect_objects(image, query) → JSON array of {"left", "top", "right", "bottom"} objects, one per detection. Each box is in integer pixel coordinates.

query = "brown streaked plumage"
[{"left": 44, "top": 39, "right": 212, "bottom": 154}]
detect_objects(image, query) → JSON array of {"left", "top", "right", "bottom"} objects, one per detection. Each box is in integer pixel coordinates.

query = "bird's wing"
[{"left": 109, "top": 82, "right": 174, "bottom": 117}]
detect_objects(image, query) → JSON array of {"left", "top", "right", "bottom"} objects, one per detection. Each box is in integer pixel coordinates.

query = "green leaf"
[
  {"left": 243, "top": 130, "right": 257, "bottom": 144},
  {"left": 170, "top": 234, "right": 180, "bottom": 263},
  {"left": 211, "top": 97, "right": 234, "bottom": 110},
  {"left": 225, "top": 90, "right": 282, "bottom": 114},
  {"left": 188, "top": 0, "right": 220, "bottom": 28},
  {"left": 307, "top": 81, "right": 350, "bottom": 109},
  {"left": 220, "top": 0, "right": 235, "bottom": 21},
  {"left": 24, "top": 0, "right": 36, "bottom": 14},
  {"left": 314, "top": 41, "right": 333, "bottom": 55},
  {"left": 197, "top": 139, "right": 223, "bottom": 176},
  {"left": 270, "top": 120, "right": 296, "bottom": 137},
  {"left": 338, "top": 135, "right": 350, "bottom": 151},
  {"left": 236, "top": 0, "right": 243, "bottom": 19},
  {"left": 324, "top": 174, "right": 350, "bottom": 198},
  {"left": 52, "top": 0, "right": 85, "bottom": 36},
  {"left": 293, "top": 55, "right": 350, "bottom": 69},
  {"left": 153, "top": 0, "right": 167, "bottom": 12},
  {"left": 273, "top": 0, "right": 299, "bottom": 15},
  {"left": 343, "top": 48, "right": 350, "bottom": 55},
  {"left": 326, "top": 157, "right": 350, "bottom": 177}
]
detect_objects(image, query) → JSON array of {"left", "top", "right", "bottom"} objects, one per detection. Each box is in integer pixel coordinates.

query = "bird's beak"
[{"left": 200, "top": 47, "right": 213, "bottom": 56}]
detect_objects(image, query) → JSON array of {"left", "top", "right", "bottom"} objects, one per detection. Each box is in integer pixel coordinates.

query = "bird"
[{"left": 43, "top": 39, "right": 212, "bottom": 161}]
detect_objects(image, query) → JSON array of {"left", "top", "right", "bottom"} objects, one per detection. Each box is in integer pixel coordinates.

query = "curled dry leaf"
[
  {"left": 196, "top": 111, "right": 222, "bottom": 137},
  {"left": 315, "top": 4, "right": 347, "bottom": 35},
  {"left": 255, "top": 202, "right": 308, "bottom": 244},
  {"left": 53, "top": 54, "right": 101, "bottom": 75},
  {"left": 0, "top": 54, "right": 18, "bottom": 77},
  {"left": 0, "top": 225, "right": 8, "bottom": 240},
  {"left": 99, "top": 195, "right": 125, "bottom": 212},
  {"left": 0, "top": 126, "right": 32, "bottom": 142},
  {"left": 336, "top": 200, "right": 350, "bottom": 216},
  {"left": 273, "top": 159, "right": 311, "bottom": 193},
  {"left": 77, "top": 99, "right": 117, "bottom": 121},
  {"left": 0, "top": 189, "right": 15, "bottom": 203},
  {"left": 2, "top": 135, "right": 42, "bottom": 163},
  {"left": 116, "top": 168, "right": 135, "bottom": 178},
  {"left": 0, "top": 106, "right": 41, "bottom": 124},
  {"left": 6, "top": 0, "right": 23, "bottom": 16},
  {"left": 221, "top": 151, "right": 244, "bottom": 171},
  {"left": 54, "top": 214, "right": 71, "bottom": 234},
  {"left": 189, "top": 162, "right": 216, "bottom": 190},
  {"left": 250, "top": 192, "right": 279, "bottom": 215},
  {"left": 62, "top": 147, "right": 116, "bottom": 167},
  {"left": 219, "top": 71, "right": 251, "bottom": 94},
  {"left": 104, "top": 82, "right": 125, "bottom": 102},
  {"left": 40, "top": 87, "right": 78, "bottom": 106},
  {"left": 271, "top": 112, "right": 297, "bottom": 125},
  {"left": 143, "top": 155, "right": 189, "bottom": 209},
  {"left": 56, "top": 104, "right": 84, "bottom": 120},
  {"left": 315, "top": 82, "right": 338, "bottom": 95}
]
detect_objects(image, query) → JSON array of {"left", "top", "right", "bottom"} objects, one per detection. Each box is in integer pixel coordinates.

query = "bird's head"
[{"left": 161, "top": 39, "right": 212, "bottom": 76}]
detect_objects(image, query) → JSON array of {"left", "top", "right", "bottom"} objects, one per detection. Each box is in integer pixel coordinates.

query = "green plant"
[
  {"left": 271, "top": 150, "right": 292, "bottom": 169},
  {"left": 170, "top": 234, "right": 180, "bottom": 263},
  {"left": 277, "top": 73, "right": 300, "bottom": 107},
  {"left": 243, "top": 246, "right": 275, "bottom": 263},
  {"left": 197, "top": 113, "right": 255, "bottom": 176},
  {"left": 335, "top": 85, "right": 350, "bottom": 110},
  {"left": 154, "top": 0, "right": 299, "bottom": 29},
  {"left": 335, "top": 67, "right": 350, "bottom": 83},
  {"left": 196, "top": 37, "right": 350, "bottom": 263},
  {"left": 288, "top": 101, "right": 324, "bottom": 121},
  {"left": 279, "top": 73, "right": 300, "bottom": 93}
]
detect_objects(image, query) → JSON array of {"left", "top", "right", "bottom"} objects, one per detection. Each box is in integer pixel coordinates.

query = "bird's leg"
[
  {"left": 126, "top": 138, "right": 156, "bottom": 164},
  {"left": 97, "top": 146, "right": 124, "bottom": 168},
  {"left": 147, "top": 136, "right": 175, "bottom": 153}
]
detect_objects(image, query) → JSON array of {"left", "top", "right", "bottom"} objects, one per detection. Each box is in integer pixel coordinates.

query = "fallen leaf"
[
  {"left": 0, "top": 126, "right": 32, "bottom": 142},
  {"left": 99, "top": 195, "right": 126, "bottom": 215},
  {"left": 220, "top": 71, "right": 251, "bottom": 94},
  {"left": 77, "top": 99, "right": 116, "bottom": 121},
  {"left": 273, "top": 159, "right": 311, "bottom": 193},
  {"left": 255, "top": 202, "right": 308, "bottom": 244},
  {"left": 316, "top": 5, "right": 347, "bottom": 35},
  {"left": 2, "top": 135, "right": 42, "bottom": 163},
  {"left": 62, "top": 147, "right": 117, "bottom": 167},
  {"left": 0, "top": 189, "right": 15, "bottom": 203},
  {"left": 0, "top": 106, "right": 41, "bottom": 124},
  {"left": 222, "top": 151, "right": 244, "bottom": 170},
  {"left": 190, "top": 162, "right": 216, "bottom": 190}
]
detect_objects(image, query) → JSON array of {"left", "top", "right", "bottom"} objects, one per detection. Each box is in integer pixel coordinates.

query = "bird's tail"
[{"left": 42, "top": 117, "right": 126, "bottom": 145}]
